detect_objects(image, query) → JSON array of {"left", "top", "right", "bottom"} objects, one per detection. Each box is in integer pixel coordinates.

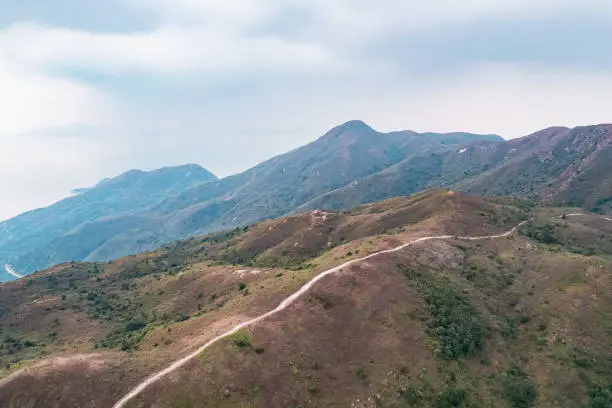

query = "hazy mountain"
[
  {"left": 0, "top": 164, "right": 217, "bottom": 281},
  {"left": 300, "top": 124, "right": 612, "bottom": 213},
  {"left": 5, "top": 121, "right": 611, "bottom": 279},
  {"left": 1, "top": 121, "right": 503, "bottom": 276}
]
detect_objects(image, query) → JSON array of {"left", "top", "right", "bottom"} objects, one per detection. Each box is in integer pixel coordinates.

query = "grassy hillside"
[
  {"left": 461, "top": 125, "right": 612, "bottom": 211},
  {"left": 1, "top": 192, "right": 611, "bottom": 407},
  {"left": 0, "top": 190, "right": 536, "bottom": 407},
  {"left": 125, "top": 205, "right": 612, "bottom": 408}
]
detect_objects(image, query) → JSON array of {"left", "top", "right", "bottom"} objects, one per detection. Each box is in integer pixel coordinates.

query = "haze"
[{"left": 1, "top": 0, "right": 612, "bottom": 220}]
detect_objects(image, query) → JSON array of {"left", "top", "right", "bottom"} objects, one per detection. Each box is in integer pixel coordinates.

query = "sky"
[{"left": 0, "top": 0, "right": 611, "bottom": 220}]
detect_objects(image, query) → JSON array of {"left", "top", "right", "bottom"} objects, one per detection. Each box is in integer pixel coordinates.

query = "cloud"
[
  {"left": 0, "top": 61, "right": 108, "bottom": 136},
  {"left": 0, "top": 0, "right": 611, "bottom": 219},
  {"left": 0, "top": 22, "right": 336, "bottom": 75},
  {"left": 0, "top": 128, "right": 112, "bottom": 219},
  {"left": 373, "top": 64, "right": 612, "bottom": 138},
  {"left": 134, "top": 0, "right": 612, "bottom": 42}
]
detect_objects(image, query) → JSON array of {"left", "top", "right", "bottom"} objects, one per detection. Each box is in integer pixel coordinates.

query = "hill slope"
[
  {"left": 461, "top": 124, "right": 612, "bottom": 211},
  {"left": 5, "top": 121, "right": 610, "bottom": 280},
  {"left": 0, "top": 165, "right": 217, "bottom": 281},
  {"left": 3, "top": 122, "right": 502, "bottom": 276},
  {"left": 300, "top": 124, "right": 612, "bottom": 214},
  {"left": 0, "top": 191, "right": 611, "bottom": 408}
]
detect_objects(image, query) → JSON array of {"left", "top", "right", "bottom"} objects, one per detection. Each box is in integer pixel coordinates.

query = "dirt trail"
[
  {"left": 112, "top": 220, "right": 529, "bottom": 408},
  {"left": 565, "top": 213, "right": 612, "bottom": 222}
]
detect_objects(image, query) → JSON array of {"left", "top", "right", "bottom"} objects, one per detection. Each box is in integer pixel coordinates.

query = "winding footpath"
[
  {"left": 565, "top": 213, "right": 612, "bottom": 222},
  {"left": 112, "top": 220, "right": 529, "bottom": 408}
]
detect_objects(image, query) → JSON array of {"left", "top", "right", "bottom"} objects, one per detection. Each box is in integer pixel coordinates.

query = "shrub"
[
  {"left": 124, "top": 319, "right": 146, "bottom": 332},
  {"left": 419, "top": 279, "right": 484, "bottom": 359},
  {"left": 435, "top": 389, "right": 467, "bottom": 408},
  {"left": 589, "top": 384, "right": 612, "bottom": 408},
  {"left": 504, "top": 366, "right": 537, "bottom": 408},
  {"left": 521, "top": 223, "right": 559, "bottom": 245},
  {"left": 231, "top": 331, "right": 252, "bottom": 348},
  {"left": 401, "top": 386, "right": 423, "bottom": 405},
  {"left": 238, "top": 282, "right": 247, "bottom": 291},
  {"left": 174, "top": 314, "right": 190, "bottom": 323}
]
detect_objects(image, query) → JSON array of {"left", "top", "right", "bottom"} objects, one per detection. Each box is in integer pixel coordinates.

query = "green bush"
[
  {"left": 503, "top": 367, "right": 537, "bottom": 408},
  {"left": 588, "top": 385, "right": 612, "bottom": 408},
  {"left": 124, "top": 319, "right": 146, "bottom": 332},
  {"left": 590, "top": 384, "right": 612, "bottom": 408},
  {"left": 101, "top": 328, "right": 148, "bottom": 351},
  {"left": 400, "top": 386, "right": 423, "bottom": 405},
  {"left": 435, "top": 388, "right": 467, "bottom": 408},
  {"left": 419, "top": 279, "right": 484, "bottom": 359},
  {"left": 231, "top": 331, "right": 252, "bottom": 348},
  {"left": 521, "top": 223, "right": 559, "bottom": 245}
]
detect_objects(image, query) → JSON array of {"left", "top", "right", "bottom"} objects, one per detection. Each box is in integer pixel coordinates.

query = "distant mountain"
[
  {"left": 459, "top": 124, "right": 612, "bottom": 212},
  {"left": 1, "top": 122, "right": 503, "bottom": 277},
  {"left": 0, "top": 164, "right": 217, "bottom": 281},
  {"left": 4, "top": 121, "right": 610, "bottom": 279},
  {"left": 300, "top": 124, "right": 612, "bottom": 213}
]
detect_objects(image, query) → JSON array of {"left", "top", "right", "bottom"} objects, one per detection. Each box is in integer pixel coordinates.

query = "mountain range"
[{"left": 1, "top": 120, "right": 611, "bottom": 279}]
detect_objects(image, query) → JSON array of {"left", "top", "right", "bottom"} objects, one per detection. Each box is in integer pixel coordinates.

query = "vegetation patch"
[
  {"left": 402, "top": 266, "right": 484, "bottom": 360},
  {"left": 435, "top": 388, "right": 468, "bottom": 408},
  {"left": 520, "top": 222, "right": 559, "bottom": 245},
  {"left": 229, "top": 331, "right": 253, "bottom": 349},
  {"left": 589, "top": 384, "right": 612, "bottom": 408},
  {"left": 0, "top": 331, "right": 41, "bottom": 366},
  {"left": 503, "top": 366, "right": 537, "bottom": 408},
  {"left": 100, "top": 324, "right": 152, "bottom": 351}
]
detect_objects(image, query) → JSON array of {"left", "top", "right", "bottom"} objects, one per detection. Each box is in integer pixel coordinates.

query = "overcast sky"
[{"left": 0, "top": 0, "right": 611, "bottom": 220}]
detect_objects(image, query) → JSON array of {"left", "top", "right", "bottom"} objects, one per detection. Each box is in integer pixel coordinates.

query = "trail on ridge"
[{"left": 112, "top": 220, "right": 530, "bottom": 408}]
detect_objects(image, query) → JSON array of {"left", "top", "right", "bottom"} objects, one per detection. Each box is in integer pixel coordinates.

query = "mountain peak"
[
  {"left": 337, "top": 120, "right": 374, "bottom": 132},
  {"left": 319, "top": 120, "right": 378, "bottom": 142}
]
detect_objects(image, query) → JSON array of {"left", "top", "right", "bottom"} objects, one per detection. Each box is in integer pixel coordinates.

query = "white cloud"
[
  {"left": 0, "top": 0, "right": 611, "bottom": 220},
  {"left": 133, "top": 0, "right": 612, "bottom": 42},
  {"left": 0, "top": 129, "right": 110, "bottom": 220},
  {"left": 0, "top": 61, "right": 108, "bottom": 136},
  {"left": 368, "top": 64, "right": 612, "bottom": 138},
  {"left": 0, "top": 22, "right": 336, "bottom": 75},
  {"left": 129, "top": 0, "right": 276, "bottom": 27}
]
